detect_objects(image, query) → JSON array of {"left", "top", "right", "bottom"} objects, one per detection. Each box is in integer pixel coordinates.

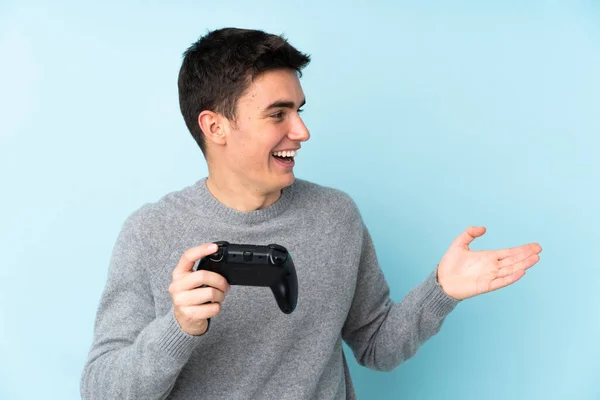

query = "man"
[{"left": 80, "top": 27, "right": 542, "bottom": 399}]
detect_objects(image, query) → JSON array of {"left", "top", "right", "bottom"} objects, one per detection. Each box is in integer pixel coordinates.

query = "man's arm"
[
  {"left": 80, "top": 211, "right": 203, "bottom": 400},
  {"left": 341, "top": 223, "right": 460, "bottom": 372}
]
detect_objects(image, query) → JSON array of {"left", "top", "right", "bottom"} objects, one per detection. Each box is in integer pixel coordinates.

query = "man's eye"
[
  {"left": 271, "top": 111, "right": 284, "bottom": 119},
  {"left": 298, "top": 108, "right": 304, "bottom": 113}
]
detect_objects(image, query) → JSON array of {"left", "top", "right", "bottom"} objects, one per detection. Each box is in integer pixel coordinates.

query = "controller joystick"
[{"left": 209, "top": 241, "right": 228, "bottom": 262}]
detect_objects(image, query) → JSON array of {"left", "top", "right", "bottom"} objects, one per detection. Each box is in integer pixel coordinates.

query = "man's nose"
[{"left": 288, "top": 115, "right": 310, "bottom": 142}]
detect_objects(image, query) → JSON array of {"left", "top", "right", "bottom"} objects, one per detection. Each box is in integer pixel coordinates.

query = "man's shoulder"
[
  {"left": 120, "top": 180, "right": 201, "bottom": 244},
  {"left": 292, "top": 178, "right": 361, "bottom": 218},
  {"left": 293, "top": 177, "right": 353, "bottom": 201}
]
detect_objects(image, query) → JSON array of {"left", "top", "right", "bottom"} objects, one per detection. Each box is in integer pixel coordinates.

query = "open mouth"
[{"left": 271, "top": 150, "right": 296, "bottom": 165}]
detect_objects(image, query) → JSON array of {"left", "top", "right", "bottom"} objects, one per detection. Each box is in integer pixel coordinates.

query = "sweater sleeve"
[
  {"left": 341, "top": 223, "right": 460, "bottom": 372},
  {"left": 80, "top": 210, "right": 204, "bottom": 400}
]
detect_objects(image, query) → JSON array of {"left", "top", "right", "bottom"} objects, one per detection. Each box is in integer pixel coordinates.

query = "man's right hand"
[{"left": 169, "top": 243, "right": 231, "bottom": 336}]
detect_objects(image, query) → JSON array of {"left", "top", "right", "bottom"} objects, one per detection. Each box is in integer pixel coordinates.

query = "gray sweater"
[{"left": 80, "top": 177, "right": 460, "bottom": 399}]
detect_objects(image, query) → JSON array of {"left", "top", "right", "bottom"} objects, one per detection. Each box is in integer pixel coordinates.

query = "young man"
[{"left": 80, "top": 28, "right": 542, "bottom": 399}]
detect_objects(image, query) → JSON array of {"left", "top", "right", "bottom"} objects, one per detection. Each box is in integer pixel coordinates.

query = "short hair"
[{"left": 177, "top": 27, "right": 311, "bottom": 156}]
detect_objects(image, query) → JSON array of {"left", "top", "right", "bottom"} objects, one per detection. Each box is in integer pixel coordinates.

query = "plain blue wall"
[{"left": 1, "top": 0, "right": 598, "bottom": 399}]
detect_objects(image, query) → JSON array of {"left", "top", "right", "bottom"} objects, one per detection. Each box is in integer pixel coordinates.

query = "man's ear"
[{"left": 198, "top": 110, "right": 227, "bottom": 146}]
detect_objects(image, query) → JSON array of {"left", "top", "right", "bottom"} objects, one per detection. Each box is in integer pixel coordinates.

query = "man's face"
[{"left": 218, "top": 68, "right": 310, "bottom": 193}]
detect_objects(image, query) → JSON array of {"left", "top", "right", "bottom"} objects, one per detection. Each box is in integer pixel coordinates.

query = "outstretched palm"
[{"left": 437, "top": 226, "right": 542, "bottom": 300}]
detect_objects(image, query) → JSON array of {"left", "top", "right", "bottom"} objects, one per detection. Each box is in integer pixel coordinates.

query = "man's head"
[{"left": 178, "top": 28, "right": 311, "bottom": 193}]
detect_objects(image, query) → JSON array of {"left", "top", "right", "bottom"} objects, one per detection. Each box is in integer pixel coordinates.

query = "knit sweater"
[{"left": 80, "top": 177, "right": 460, "bottom": 399}]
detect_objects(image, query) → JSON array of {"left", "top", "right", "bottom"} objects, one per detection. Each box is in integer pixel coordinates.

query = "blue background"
[{"left": 1, "top": 0, "right": 598, "bottom": 399}]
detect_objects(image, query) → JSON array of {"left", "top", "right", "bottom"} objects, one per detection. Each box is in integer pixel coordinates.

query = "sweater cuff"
[
  {"left": 155, "top": 307, "right": 205, "bottom": 360},
  {"left": 418, "top": 268, "right": 461, "bottom": 317}
]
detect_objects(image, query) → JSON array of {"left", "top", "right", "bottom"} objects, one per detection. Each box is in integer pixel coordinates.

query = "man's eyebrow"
[{"left": 263, "top": 98, "right": 306, "bottom": 112}]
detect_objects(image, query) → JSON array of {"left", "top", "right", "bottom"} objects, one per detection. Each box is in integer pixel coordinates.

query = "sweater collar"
[{"left": 192, "top": 177, "right": 296, "bottom": 225}]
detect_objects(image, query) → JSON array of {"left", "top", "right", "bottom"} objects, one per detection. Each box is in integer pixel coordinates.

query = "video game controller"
[{"left": 193, "top": 241, "right": 298, "bottom": 314}]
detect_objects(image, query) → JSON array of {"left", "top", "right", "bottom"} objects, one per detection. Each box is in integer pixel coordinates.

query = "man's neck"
[{"left": 205, "top": 173, "right": 281, "bottom": 212}]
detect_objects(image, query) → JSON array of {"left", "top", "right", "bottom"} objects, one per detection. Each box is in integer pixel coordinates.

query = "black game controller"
[{"left": 193, "top": 241, "right": 298, "bottom": 314}]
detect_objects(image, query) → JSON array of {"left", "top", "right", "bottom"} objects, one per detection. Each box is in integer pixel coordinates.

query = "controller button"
[
  {"left": 243, "top": 251, "right": 253, "bottom": 262},
  {"left": 210, "top": 252, "right": 224, "bottom": 262},
  {"left": 268, "top": 243, "right": 287, "bottom": 252},
  {"left": 270, "top": 250, "right": 288, "bottom": 264}
]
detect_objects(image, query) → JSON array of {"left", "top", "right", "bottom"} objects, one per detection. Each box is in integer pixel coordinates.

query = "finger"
[
  {"left": 496, "top": 243, "right": 542, "bottom": 261},
  {"left": 173, "top": 269, "right": 230, "bottom": 293},
  {"left": 180, "top": 302, "right": 222, "bottom": 321},
  {"left": 174, "top": 286, "right": 226, "bottom": 307},
  {"left": 488, "top": 269, "right": 527, "bottom": 292},
  {"left": 496, "top": 253, "right": 540, "bottom": 279},
  {"left": 497, "top": 245, "right": 542, "bottom": 268},
  {"left": 172, "top": 243, "right": 218, "bottom": 280},
  {"left": 451, "top": 226, "right": 487, "bottom": 250}
]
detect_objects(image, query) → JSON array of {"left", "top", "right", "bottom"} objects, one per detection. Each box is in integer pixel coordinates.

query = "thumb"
[{"left": 451, "top": 226, "right": 486, "bottom": 250}]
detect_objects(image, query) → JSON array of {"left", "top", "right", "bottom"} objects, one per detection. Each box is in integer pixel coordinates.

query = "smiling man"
[
  {"left": 191, "top": 67, "right": 309, "bottom": 212},
  {"left": 80, "top": 28, "right": 542, "bottom": 400}
]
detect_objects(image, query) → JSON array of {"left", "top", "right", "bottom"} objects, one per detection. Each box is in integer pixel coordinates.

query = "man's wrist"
[{"left": 435, "top": 264, "right": 460, "bottom": 301}]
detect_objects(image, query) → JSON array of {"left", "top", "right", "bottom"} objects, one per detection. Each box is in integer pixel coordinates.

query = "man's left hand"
[{"left": 437, "top": 226, "right": 542, "bottom": 300}]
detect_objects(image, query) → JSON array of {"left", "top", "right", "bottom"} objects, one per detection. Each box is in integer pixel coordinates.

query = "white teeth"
[{"left": 272, "top": 150, "right": 297, "bottom": 157}]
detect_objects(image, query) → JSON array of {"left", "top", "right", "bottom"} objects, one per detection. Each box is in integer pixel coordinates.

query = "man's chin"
[
  {"left": 264, "top": 172, "right": 294, "bottom": 194},
  {"left": 257, "top": 168, "right": 295, "bottom": 193},
  {"left": 279, "top": 172, "right": 295, "bottom": 187}
]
